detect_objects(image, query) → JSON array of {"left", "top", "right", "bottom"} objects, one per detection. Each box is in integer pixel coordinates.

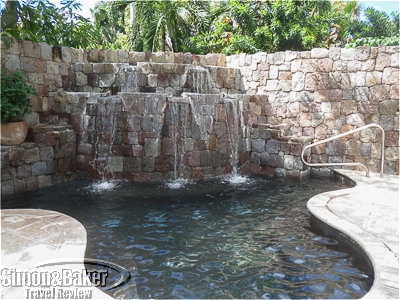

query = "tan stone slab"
[
  {"left": 1, "top": 209, "right": 112, "bottom": 299},
  {"left": 308, "top": 169, "right": 399, "bottom": 299}
]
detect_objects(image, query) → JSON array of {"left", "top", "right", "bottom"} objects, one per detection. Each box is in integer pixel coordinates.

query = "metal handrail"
[{"left": 301, "top": 123, "right": 385, "bottom": 178}]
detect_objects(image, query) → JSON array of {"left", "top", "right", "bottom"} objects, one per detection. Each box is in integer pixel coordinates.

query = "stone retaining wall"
[
  {"left": 227, "top": 46, "right": 399, "bottom": 175},
  {"left": 1, "top": 39, "right": 398, "bottom": 196},
  {"left": 1, "top": 126, "right": 77, "bottom": 195}
]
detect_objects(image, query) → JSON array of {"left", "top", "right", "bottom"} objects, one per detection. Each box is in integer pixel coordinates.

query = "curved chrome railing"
[{"left": 301, "top": 123, "right": 385, "bottom": 178}]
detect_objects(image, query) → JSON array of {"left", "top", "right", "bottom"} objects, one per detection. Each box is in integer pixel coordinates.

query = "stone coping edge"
[{"left": 307, "top": 169, "right": 399, "bottom": 299}]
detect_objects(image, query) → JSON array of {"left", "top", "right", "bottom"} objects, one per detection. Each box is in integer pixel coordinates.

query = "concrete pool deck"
[{"left": 1, "top": 169, "right": 399, "bottom": 299}]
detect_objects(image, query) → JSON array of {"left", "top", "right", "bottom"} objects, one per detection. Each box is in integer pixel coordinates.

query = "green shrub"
[{"left": 1, "top": 70, "right": 37, "bottom": 124}]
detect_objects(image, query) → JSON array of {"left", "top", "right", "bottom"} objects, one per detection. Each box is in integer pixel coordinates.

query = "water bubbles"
[
  {"left": 85, "top": 180, "right": 120, "bottom": 193},
  {"left": 166, "top": 178, "right": 192, "bottom": 189},
  {"left": 222, "top": 174, "right": 252, "bottom": 185}
]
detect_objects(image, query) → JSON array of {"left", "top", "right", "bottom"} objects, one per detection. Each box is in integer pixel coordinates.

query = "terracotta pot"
[{"left": 1, "top": 121, "right": 28, "bottom": 145}]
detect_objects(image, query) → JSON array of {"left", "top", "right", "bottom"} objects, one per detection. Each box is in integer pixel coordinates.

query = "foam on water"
[
  {"left": 166, "top": 178, "right": 191, "bottom": 189},
  {"left": 223, "top": 174, "right": 252, "bottom": 185},
  {"left": 85, "top": 180, "right": 119, "bottom": 193}
]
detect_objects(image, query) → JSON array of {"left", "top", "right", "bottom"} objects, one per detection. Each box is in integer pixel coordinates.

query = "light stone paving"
[
  {"left": 1, "top": 209, "right": 112, "bottom": 299},
  {"left": 308, "top": 169, "right": 399, "bottom": 299}
]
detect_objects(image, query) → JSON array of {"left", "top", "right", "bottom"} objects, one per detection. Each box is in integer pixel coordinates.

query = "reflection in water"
[{"left": 2, "top": 176, "right": 372, "bottom": 299}]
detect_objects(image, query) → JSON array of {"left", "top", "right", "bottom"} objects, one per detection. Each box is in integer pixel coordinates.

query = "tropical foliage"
[
  {"left": 1, "top": 0, "right": 97, "bottom": 49},
  {"left": 1, "top": 0, "right": 399, "bottom": 52},
  {"left": 1, "top": 70, "right": 37, "bottom": 124},
  {"left": 346, "top": 8, "right": 400, "bottom": 47}
]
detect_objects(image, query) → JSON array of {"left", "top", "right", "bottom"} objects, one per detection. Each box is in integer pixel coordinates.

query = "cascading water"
[
  {"left": 181, "top": 65, "right": 212, "bottom": 94},
  {"left": 89, "top": 96, "right": 120, "bottom": 185},
  {"left": 167, "top": 100, "right": 190, "bottom": 189},
  {"left": 118, "top": 65, "right": 139, "bottom": 93},
  {"left": 224, "top": 98, "right": 248, "bottom": 183}
]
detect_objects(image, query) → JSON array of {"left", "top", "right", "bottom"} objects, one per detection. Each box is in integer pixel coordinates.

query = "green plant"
[{"left": 1, "top": 70, "right": 37, "bottom": 124}]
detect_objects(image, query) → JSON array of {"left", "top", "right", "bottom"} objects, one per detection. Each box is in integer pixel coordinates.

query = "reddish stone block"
[
  {"left": 174, "top": 53, "right": 184, "bottom": 64},
  {"left": 208, "top": 134, "right": 217, "bottom": 151},
  {"left": 35, "top": 59, "right": 47, "bottom": 73},
  {"left": 239, "top": 151, "right": 250, "bottom": 166},
  {"left": 134, "top": 173, "right": 151, "bottom": 182},
  {"left": 87, "top": 74, "right": 99, "bottom": 87},
  {"left": 9, "top": 150, "right": 25, "bottom": 167},
  {"left": 161, "top": 138, "right": 174, "bottom": 156},
  {"left": 69, "top": 115, "right": 84, "bottom": 131},
  {"left": 385, "top": 132, "right": 399, "bottom": 147},
  {"left": 317, "top": 58, "right": 333, "bottom": 72},
  {"left": 59, "top": 64, "right": 69, "bottom": 76},
  {"left": 120, "top": 145, "right": 133, "bottom": 157},
  {"left": 357, "top": 101, "right": 379, "bottom": 114},
  {"left": 311, "top": 154, "right": 328, "bottom": 163},
  {"left": 64, "top": 143, "right": 76, "bottom": 158},
  {"left": 111, "top": 145, "right": 121, "bottom": 156},
  {"left": 45, "top": 132, "right": 58, "bottom": 147},
  {"left": 117, "top": 173, "right": 135, "bottom": 181},
  {"left": 328, "top": 89, "right": 342, "bottom": 102},
  {"left": 36, "top": 84, "right": 49, "bottom": 97},
  {"left": 158, "top": 73, "right": 169, "bottom": 87},
  {"left": 192, "top": 167, "right": 204, "bottom": 180},
  {"left": 215, "top": 77, "right": 224, "bottom": 88},
  {"left": 25, "top": 177, "right": 39, "bottom": 191},
  {"left": 17, "top": 165, "right": 32, "bottom": 178},
  {"left": 280, "top": 142, "right": 291, "bottom": 154},
  {"left": 176, "top": 65, "right": 186, "bottom": 75},
  {"left": 311, "top": 143, "right": 326, "bottom": 154},
  {"left": 259, "top": 166, "right": 275, "bottom": 177},
  {"left": 188, "top": 151, "right": 201, "bottom": 167},
  {"left": 238, "top": 160, "right": 250, "bottom": 174},
  {"left": 24, "top": 148, "right": 40, "bottom": 164},
  {"left": 339, "top": 124, "right": 354, "bottom": 142},
  {"left": 250, "top": 163, "right": 261, "bottom": 174},
  {"left": 155, "top": 156, "right": 171, "bottom": 173},
  {"left": 304, "top": 73, "right": 318, "bottom": 91},
  {"left": 290, "top": 144, "right": 302, "bottom": 156},
  {"left": 20, "top": 57, "right": 35, "bottom": 72},
  {"left": 258, "top": 63, "right": 270, "bottom": 71},
  {"left": 287, "top": 170, "right": 300, "bottom": 179},
  {"left": 58, "top": 158, "right": 71, "bottom": 173}
]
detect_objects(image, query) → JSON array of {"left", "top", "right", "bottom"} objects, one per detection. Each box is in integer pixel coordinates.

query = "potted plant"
[{"left": 1, "top": 69, "right": 37, "bottom": 145}]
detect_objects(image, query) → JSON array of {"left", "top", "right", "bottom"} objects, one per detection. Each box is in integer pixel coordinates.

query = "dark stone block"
[
  {"left": 2, "top": 167, "right": 16, "bottom": 180},
  {"left": 123, "top": 157, "right": 142, "bottom": 173},
  {"left": 32, "top": 161, "right": 47, "bottom": 176}
]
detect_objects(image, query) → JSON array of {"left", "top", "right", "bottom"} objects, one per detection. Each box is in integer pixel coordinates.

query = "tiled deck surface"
[
  {"left": 1, "top": 170, "right": 399, "bottom": 299},
  {"left": 308, "top": 169, "right": 399, "bottom": 299}
]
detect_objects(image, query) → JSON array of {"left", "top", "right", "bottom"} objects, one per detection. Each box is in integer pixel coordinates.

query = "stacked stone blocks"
[{"left": 1, "top": 126, "right": 77, "bottom": 196}]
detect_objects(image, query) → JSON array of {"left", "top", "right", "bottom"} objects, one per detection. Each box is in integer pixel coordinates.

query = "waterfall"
[
  {"left": 224, "top": 98, "right": 247, "bottom": 183},
  {"left": 90, "top": 96, "right": 120, "bottom": 181},
  {"left": 166, "top": 99, "right": 190, "bottom": 188},
  {"left": 181, "top": 66, "right": 212, "bottom": 94},
  {"left": 118, "top": 65, "right": 139, "bottom": 93}
]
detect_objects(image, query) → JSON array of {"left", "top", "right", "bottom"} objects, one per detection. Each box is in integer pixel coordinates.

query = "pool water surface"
[{"left": 2, "top": 175, "right": 373, "bottom": 299}]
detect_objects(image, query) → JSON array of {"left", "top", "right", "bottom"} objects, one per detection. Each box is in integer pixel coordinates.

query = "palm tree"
[{"left": 92, "top": 0, "right": 209, "bottom": 52}]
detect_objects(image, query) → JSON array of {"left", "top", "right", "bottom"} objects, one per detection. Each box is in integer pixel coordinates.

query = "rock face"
[{"left": 1, "top": 40, "right": 398, "bottom": 195}]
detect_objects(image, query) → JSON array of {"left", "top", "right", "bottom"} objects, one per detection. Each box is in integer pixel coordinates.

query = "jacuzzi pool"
[{"left": 2, "top": 175, "right": 372, "bottom": 299}]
